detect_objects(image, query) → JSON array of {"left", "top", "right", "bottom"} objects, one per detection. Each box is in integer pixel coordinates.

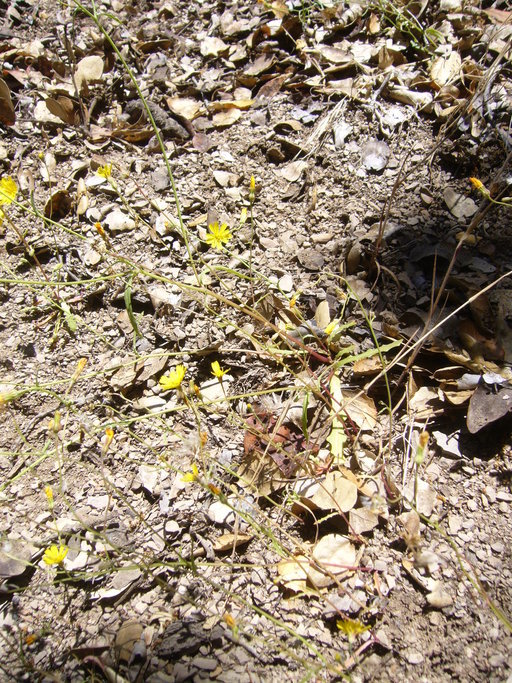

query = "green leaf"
[{"left": 60, "top": 300, "right": 77, "bottom": 333}]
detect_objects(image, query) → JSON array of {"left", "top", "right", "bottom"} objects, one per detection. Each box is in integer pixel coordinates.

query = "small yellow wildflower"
[
  {"left": 336, "top": 618, "right": 370, "bottom": 643},
  {"left": 0, "top": 176, "right": 18, "bottom": 205},
  {"left": 159, "top": 364, "right": 186, "bottom": 391},
  {"left": 205, "top": 221, "right": 232, "bottom": 250},
  {"left": 0, "top": 387, "right": 21, "bottom": 412},
  {"left": 223, "top": 612, "right": 236, "bottom": 629},
  {"left": 324, "top": 320, "right": 337, "bottom": 336},
  {"left": 289, "top": 291, "right": 301, "bottom": 309},
  {"left": 96, "top": 163, "right": 112, "bottom": 179},
  {"left": 181, "top": 463, "right": 199, "bottom": 483},
  {"left": 70, "top": 357, "right": 87, "bottom": 387},
  {"left": 223, "top": 613, "right": 239, "bottom": 638},
  {"left": 43, "top": 544, "right": 68, "bottom": 566},
  {"left": 469, "top": 177, "right": 489, "bottom": 197},
  {"left": 249, "top": 175, "right": 256, "bottom": 203},
  {"left": 102, "top": 427, "right": 115, "bottom": 456},
  {"left": 44, "top": 486, "right": 53, "bottom": 509},
  {"left": 240, "top": 207, "right": 248, "bottom": 225},
  {"left": 211, "top": 361, "right": 228, "bottom": 379}
]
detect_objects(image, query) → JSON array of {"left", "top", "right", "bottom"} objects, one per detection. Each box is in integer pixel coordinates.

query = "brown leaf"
[
  {"left": 166, "top": 97, "right": 205, "bottom": 121},
  {"left": 44, "top": 190, "right": 72, "bottom": 220},
  {"left": 212, "top": 108, "right": 241, "bottom": 127},
  {"left": 74, "top": 55, "right": 104, "bottom": 94},
  {"left": 213, "top": 533, "right": 253, "bottom": 552},
  {"left": 115, "top": 620, "right": 143, "bottom": 663},
  {"left": 255, "top": 74, "right": 288, "bottom": 102},
  {"left": 244, "top": 54, "right": 275, "bottom": 77},
  {"left": 111, "top": 124, "right": 154, "bottom": 143},
  {"left": 45, "top": 96, "right": 77, "bottom": 126},
  {"left": 0, "top": 78, "right": 15, "bottom": 126}
]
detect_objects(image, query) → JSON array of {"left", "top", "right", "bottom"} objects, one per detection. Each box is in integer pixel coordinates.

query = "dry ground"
[{"left": 1, "top": 0, "right": 512, "bottom": 681}]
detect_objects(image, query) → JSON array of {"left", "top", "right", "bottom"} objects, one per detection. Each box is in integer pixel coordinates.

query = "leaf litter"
[{"left": 0, "top": 0, "right": 511, "bottom": 681}]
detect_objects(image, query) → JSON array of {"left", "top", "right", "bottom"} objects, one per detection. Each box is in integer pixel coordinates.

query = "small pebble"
[
  {"left": 406, "top": 651, "right": 424, "bottom": 665},
  {"left": 483, "top": 486, "right": 497, "bottom": 503}
]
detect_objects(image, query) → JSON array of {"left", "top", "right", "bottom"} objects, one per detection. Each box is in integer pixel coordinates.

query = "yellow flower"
[
  {"left": 250, "top": 175, "right": 256, "bottom": 193},
  {"left": 44, "top": 485, "right": 53, "bottom": 508},
  {"left": 181, "top": 463, "right": 199, "bottom": 483},
  {"left": 70, "top": 357, "right": 87, "bottom": 386},
  {"left": 211, "top": 361, "right": 227, "bottom": 379},
  {"left": 159, "top": 364, "right": 186, "bottom": 391},
  {"left": 0, "top": 389, "right": 18, "bottom": 410},
  {"left": 102, "top": 427, "right": 115, "bottom": 456},
  {"left": 0, "top": 176, "right": 17, "bottom": 205},
  {"left": 43, "top": 544, "right": 68, "bottom": 566},
  {"left": 336, "top": 618, "right": 370, "bottom": 642},
  {"left": 469, "top": 177, "right": 489, "bottom": 196},
  {"left": 324, "top": 320, "right": 337, "bottom": 336},
  {"left": 96, "top": 164, "right": 112, "bottom": 179},
  {"left": 205, "top": 222, "right": 232, "bottom": 250}
]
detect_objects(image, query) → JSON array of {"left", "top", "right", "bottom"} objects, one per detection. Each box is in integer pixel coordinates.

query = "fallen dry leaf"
[
  {"left": 74, "top": 55, "right": 104, "bottom": 93},
  {"left": 0, "top": 78, "right": 16, "bottom": 126}
]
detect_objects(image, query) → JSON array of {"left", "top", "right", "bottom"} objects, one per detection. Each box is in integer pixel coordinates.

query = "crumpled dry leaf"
[
  {"left": 295, "top": 471, "right": 358, "bottom": 513},
  {"left": 0, "top": 78, "right": 15, "bottom": 126},
  {"left": 311, "top": 534, "right": 357, "bottom": 583},
  {"left": 166, "top": 97, "right": 205, "bottom": 121},
  {"left": 361, "top": 139, "right": 390, "bottom": 171},
  {"left": 115, "top": 620, "right": 144, "bottom": 664},
  {"left": 276, "top": 555, "right": 309, "bottom": 593},
  {"left": 45, "top": 96, "right": 77, "bottom": 126},
  {"left": 200, "top": 36, "right": 229, "bottom": 58},
  {"left": 349, "top": 507, "right": 379, "bottom": 535},
  {"left": 342, "top": 390, "right": 377, "bottom": 432},
  {"left": 74, "top": 55, "right": 104, "bottom": 93},
  {"left": 44, "top": 189, "right": 72, "bottom": 220},
  {"left": 280, "top": 159, "right": 307, "bottom": 182},
  {"left": 430, "top": 51, "right": 461, "bottom": 88},
  {"left": 212, "top": 108, "right": 241, "bottom": 127}
]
